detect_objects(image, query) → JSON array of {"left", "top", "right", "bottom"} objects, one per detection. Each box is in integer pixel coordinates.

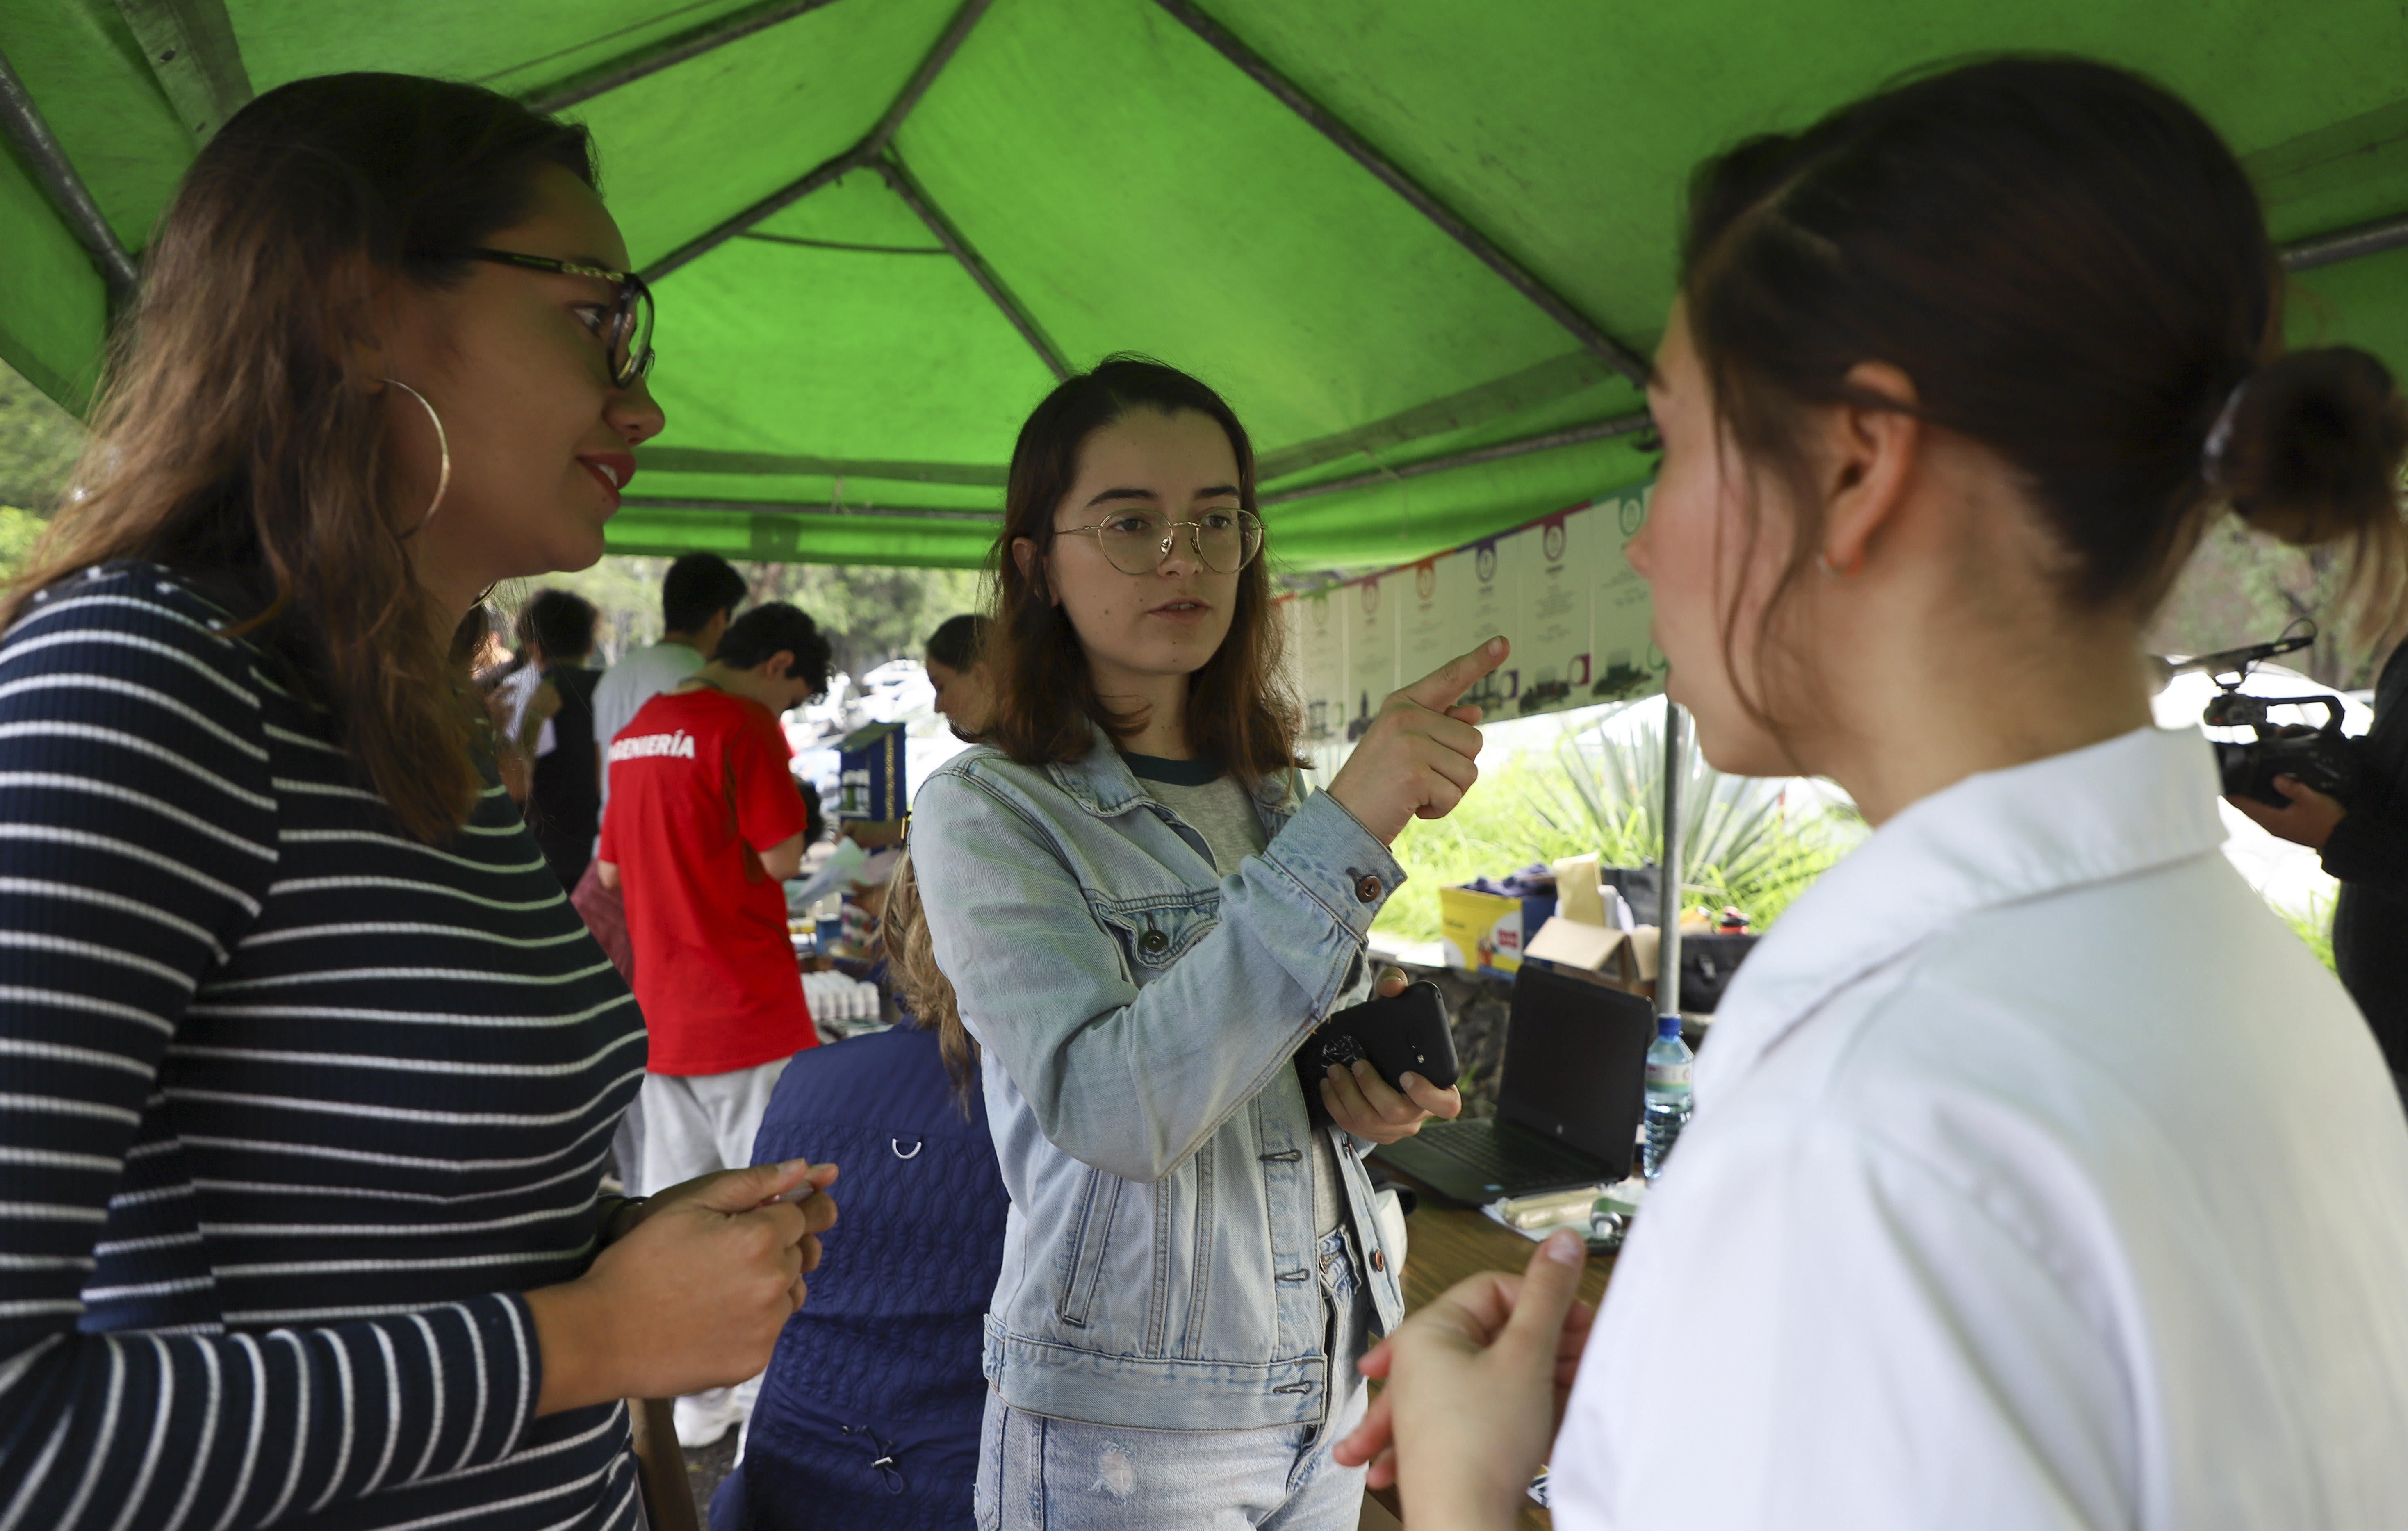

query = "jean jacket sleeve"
[{"left": 909, "top": 768, "right": 1402, "bottom": 1183}]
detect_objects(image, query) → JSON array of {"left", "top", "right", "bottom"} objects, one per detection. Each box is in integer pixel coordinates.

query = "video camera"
[{"left": 2172, "top": 624, "right": 2365, "bottom": 808}]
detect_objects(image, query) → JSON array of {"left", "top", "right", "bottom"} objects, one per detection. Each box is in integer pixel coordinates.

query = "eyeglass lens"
[
  {"left": 612, "top": 284, "right": 655, "bottom": 386},
  {"left": 1095, "top": 510, "right": 1262, "bottom": 574}
]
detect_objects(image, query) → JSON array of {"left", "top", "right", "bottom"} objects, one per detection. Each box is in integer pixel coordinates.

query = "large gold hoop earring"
[{"left": 380, "top": 378, "right": 451, "bottom": 531}]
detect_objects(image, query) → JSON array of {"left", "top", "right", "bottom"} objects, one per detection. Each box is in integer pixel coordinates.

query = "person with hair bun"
[
  {"left": 0, "top": 73, "right": 836, "bottom": 1531},
  {"left": 2216, "top": 355, "right": 2408, "bottom": 1082},
  {"left": 1338, "top": 57, "right": 2408, "bottom": 1531}
]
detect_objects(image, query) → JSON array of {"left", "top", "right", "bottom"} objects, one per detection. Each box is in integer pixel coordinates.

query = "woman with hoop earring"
[{"left": 0, "top": 75, "right": 837, "bottom": 1531}]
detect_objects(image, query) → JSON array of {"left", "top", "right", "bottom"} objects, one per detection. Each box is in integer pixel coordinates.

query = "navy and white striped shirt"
[{"left": 0, "top": 564, "right": 647, "bottom": 1529}]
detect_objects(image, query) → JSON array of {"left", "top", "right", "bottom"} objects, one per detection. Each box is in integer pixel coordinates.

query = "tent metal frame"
[
  {"left": 0, "top": 44, "right": 141, "bottom": 301},
  {"left": 621, "top": 495, "right": 996, "bottom": 521},
  {"left": 115, "top": 0, "right": 254, "bottom": 144},
  {"left": 878, "top": 150, "right": 1072, "bottom": 378},
  {"left": 526, "top": 0, "right": 850, "bottom": 114},
  {"left": 1153, "top": 0, "right": 1654, "bottom": 388},
  {"left": 640, "top": 0, "right": 994, "bottom": 283},
  {"left": 11, "top": 0, "right": 2408, "bottom": 536}
]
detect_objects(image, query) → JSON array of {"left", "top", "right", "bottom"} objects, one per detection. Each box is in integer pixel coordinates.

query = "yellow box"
[{"left": 1439, "top": 884, "right": 1531, "bottom": 974}]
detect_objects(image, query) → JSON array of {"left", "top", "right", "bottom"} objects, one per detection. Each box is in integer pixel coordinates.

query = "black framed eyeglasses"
[
  {"left": 1054, "top": 507, "right": 1264, "bottom": 575},
  {"left": 457, "top": 248, "right": 656, "bottom": 388}
]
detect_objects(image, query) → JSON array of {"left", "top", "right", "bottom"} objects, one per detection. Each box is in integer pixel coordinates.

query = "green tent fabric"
[{"left": 6, "top": 0, "right": 2408, "bottom": 571}]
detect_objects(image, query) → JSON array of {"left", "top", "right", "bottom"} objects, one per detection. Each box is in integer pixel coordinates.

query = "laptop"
[{"left": 1371, "top": 963, "right": 1655, "bottom": 1206}]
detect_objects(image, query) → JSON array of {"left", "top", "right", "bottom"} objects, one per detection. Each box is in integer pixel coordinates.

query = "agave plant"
[
  {"left": 1372, "top": 699, "right": 1862, "bottom": 945},
  {"left": 1532, "top": 701, "right": 1864, "bottom": 924}
]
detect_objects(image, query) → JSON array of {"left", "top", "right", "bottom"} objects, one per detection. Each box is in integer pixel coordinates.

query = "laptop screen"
[{"left": 1497, "top": 964, "right": 1657, "bottom": 1164}]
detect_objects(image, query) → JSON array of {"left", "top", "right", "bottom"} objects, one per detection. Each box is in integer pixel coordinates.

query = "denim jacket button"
[
  {"left": 1370, "top": 1247, "right": 1387, "bottom": 1272},
  {"left": 1354, "top": 875, "right": 1382, "bottom": 903},
  {"left": 1139, "top": 929, "right": 1169, "bottom": 955}
]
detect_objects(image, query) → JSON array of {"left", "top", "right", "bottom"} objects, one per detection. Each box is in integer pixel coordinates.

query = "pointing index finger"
[{"left": 1403, "top": 638, "right": 1509, "bottom": 713}]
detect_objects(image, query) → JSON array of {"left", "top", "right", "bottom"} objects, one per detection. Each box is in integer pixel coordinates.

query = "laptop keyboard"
[{"left": 1420, "top": 1123, "right": 1609, "bottom": 1183}]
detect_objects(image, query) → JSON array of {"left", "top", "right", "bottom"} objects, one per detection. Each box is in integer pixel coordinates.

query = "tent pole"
[
  {"left": 1258, "top": 410, "right": 1650, "bottom": 505},
  {"left": 619, "top": 496, "right": 998, "bottom": 522},
  {"left": 1151, "top": 0, "right": 1650, "bottom": 387},
  {"left": 640, "top": 0, "right": 994, "bottom": 284},
  {"left": 1657, "top": 701, "right": 1686, "bottom": 1018},
  {"left": 2280, "top": 213, "right": 2408, "bottom": 272},
  {"left": 114, "top": 0, "right": 253, "bottom": 143},
  {"left": 526, "top": 0, "right": 850, "bottom": 114},
  {"left": 0, "top": 45, "right": 141, "bottom": 301},
  {"left": 878, "top": 152, "right": 1071, "bottom": 380}
]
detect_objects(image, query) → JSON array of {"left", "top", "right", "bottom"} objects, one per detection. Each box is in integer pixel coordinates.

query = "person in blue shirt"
[{"left": 712, "top": 857, "right": 1007, "bottom": 1530}]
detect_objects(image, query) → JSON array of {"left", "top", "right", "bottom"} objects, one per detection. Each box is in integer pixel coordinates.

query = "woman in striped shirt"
[{"left": 0, "top": 73, "right": 837, "bottom": 1530}]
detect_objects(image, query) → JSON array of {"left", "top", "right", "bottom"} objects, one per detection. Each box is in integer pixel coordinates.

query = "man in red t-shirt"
[
  {"left": 596, "top": 601, "right": 833, "bottom": 1443},
  {"left": 599, "top": 599, "right": 832, "bottom": 1162}
]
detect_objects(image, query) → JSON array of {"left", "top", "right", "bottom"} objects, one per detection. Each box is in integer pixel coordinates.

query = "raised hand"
[
  {"left": 525, "top": 1157, "right": 841, "bottom": 1413},
  {"left": 1326, "top": 638, "right": 1510, "bottom": 845},
  {"left": 1333, "top": 1229, "right": 1596, "bottom": 1528}
]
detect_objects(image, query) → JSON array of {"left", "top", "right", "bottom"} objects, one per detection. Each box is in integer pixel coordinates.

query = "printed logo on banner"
[
  {"left": 1592, "top": 487, "right": 1665, "bottom": 703},
  {"left": 1519, "top": 510, "right": 1590, "bottom": 717},
  {"left": 1476, "top": 544, "right": 1498, "bottom": 582},
  {"left": 1294, "top": 587, "right": 1346, "bottom": 743},
  {"left": 1415, "top": 563, "right": 1437, "bottom": 599},
  {"left": 1346, "top": 574, "right": 1397, "bottom": 742}
]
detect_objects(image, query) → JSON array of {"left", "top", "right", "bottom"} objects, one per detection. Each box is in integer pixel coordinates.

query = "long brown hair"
[
  {"left": 880, "top": 851, "right": 980, "bottom": 1110},
  {"left": 3, "top": 73, "right": 595, "bottom": 841},
  {"left": 1679, "top": 57, "right": 2408, "bottom": 729},
  {"left": 982, "top": 355, "right": 1299, "bottom": 780}
]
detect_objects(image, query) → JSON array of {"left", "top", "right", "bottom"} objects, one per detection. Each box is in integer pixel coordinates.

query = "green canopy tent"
[{"left": 7, "top": 0, "right": 2408, "bottom": 578}]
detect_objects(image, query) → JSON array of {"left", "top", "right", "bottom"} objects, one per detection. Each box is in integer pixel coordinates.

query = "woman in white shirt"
[{"left": 1337, "top": 56, "right": 2408, "bottom": 1531}]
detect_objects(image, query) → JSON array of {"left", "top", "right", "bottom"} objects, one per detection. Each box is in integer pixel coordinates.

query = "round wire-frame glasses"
[{"left": 1055, "top": 507, "right": 1264, "bottom": 575}]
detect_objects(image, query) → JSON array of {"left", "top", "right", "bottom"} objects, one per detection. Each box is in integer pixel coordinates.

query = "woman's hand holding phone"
[
  {"left": 524, "top": 1158, "right": 840, "bottom": 1415},
  {"left": 1320, "top": 966, "right": 1463, "bottom": 1140},
  {"left": 1327, "top": 640, "right": 1508, "bottom": 846}
]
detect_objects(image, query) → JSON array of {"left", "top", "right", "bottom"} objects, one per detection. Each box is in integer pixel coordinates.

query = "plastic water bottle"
[{"left": 1641, "top": 1015, "right": 1693, "bottom": 1180}]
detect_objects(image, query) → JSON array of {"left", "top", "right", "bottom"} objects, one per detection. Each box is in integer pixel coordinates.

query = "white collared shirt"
[{"left": 1551, "top": 726, "right": 2408, "bottom": 1530}]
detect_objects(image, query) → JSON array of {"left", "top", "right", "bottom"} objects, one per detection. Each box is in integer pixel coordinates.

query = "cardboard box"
[
  {"left": 1523, "top": 915, "right": 1663, "bottom": 1001},
  {"left": 1438, "top": 884, "right": 1556, "bottom": 975}
]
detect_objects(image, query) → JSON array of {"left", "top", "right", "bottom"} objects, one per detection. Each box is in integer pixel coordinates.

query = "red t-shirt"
[{"left": 599, "top": 686, "right": 816, "bottom": 1074}]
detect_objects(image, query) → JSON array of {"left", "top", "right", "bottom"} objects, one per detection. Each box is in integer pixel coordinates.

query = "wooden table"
[{"left": 1367, "top": 1173, "right": 1617, "bottom": 1529}]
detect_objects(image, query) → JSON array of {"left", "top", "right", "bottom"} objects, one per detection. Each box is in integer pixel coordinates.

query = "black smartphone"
[{"left": 1295, "top": 980, "right": 1459, "bottom": 1122}]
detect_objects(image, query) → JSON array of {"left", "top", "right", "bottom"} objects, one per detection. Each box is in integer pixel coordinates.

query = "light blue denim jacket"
[{"left": 909, "top": 732, "right": 1408, "bottom": 1431}]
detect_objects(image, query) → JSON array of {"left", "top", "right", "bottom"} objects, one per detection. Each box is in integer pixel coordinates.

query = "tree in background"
[
  {"left": 0, "top": 364, "right": 81, "bottom": 516},
  {"left": 497, "top": 556, "right": 988, "bottom": 678}
]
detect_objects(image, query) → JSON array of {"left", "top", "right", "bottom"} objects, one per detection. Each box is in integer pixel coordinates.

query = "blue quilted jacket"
[{"left": 711, "top": 1022, "right": 1008, "bottom": 1531}]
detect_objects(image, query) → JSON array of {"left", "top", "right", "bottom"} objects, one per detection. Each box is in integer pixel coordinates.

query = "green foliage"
[
  {"left": 0, "top": 507, "right": 48, "bottom": 586},
  {"left": 0, "top": 363, "right": 83, "bottom": 514},
  {"left": 1371, "top": 705, "right": 1863, "bottom": 945},
  {"left": 2279, "top": 889, "right": 2338, "bottom": 974}
]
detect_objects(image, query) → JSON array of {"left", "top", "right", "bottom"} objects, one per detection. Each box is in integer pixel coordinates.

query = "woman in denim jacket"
[{"left": 909, "top": 357, "right": 1507, "bottom": 1529}]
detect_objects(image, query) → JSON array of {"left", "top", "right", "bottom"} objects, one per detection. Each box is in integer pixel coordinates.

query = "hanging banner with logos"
[
  {"left": 1461, "top": 534, "right": 1520, "bottom": 713},
  {"left": 1515, "top": 505, "right": 1592, "bottom": 718},
  {"left": 1342, "top": 573, "right": 1398, "bottom": 741},
  {"left": 1287, "top": 584, "right": 1348, "bottom": 745},
  {"left": 1396, "top": 555, "right": 1459, "bottom": 692},
  {"left": 1589, "top": 484, "right": 1665, "bottom": 703},
  {"left": 1281, "top": 475, "right": 1656, "bottom": 748}
]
